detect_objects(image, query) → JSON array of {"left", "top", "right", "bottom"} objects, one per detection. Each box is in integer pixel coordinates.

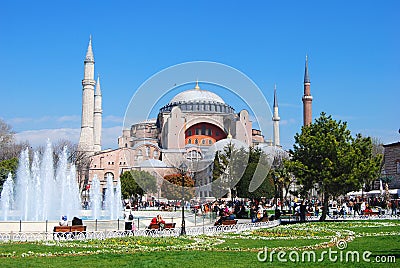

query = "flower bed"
[{"left": 0, "top": 220, "right": 398, "bottom": 259}]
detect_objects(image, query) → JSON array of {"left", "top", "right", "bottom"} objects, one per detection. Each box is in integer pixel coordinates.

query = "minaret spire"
[
  {"left": 302, "top": 54, "right": 313, "bottom": 126},
  {"left": 95, "top": 75, "right": 101, "bottom": 96},
  {"left": 85, "top": 35, "right": 94, "bottom": 63},
  {"left": 272, "top": 84, "right": 280, "bottom": 147},
  {"left": 93, "top": 75, "right": 102, "bottom": 152},
  {"left": 78, "top": 36, "right": 96, "bottom": 153}
]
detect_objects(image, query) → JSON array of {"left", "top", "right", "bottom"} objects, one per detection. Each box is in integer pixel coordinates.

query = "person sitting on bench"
[{"left": 59, "top": 216, "right": 68, "bottom": 226}]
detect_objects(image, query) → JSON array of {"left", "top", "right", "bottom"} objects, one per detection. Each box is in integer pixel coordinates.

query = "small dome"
[{"left": 170, "top": 88, "right": 225, "bottom": 104}]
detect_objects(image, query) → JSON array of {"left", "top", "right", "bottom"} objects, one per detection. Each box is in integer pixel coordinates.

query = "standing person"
[
  {"left": 124, "top": 207, "right": 134, "bottom": 231},
  {"left": 391, "top": 200, "right": 398, "bottom": 216},
  {"left": 250, "top": 205, "right": 257, "bottom": 223},
  {"left": 299, "top": 201, "right": 307, "bottom": 222},
  {"left": 348, "top": 199, "right": 354, "bottom": 214},
  {"left": 360, "top": 201, "right": 366, "bottom": 215},
  {"left": 353, "top": 202, "right": 360, "bottom": 216}
]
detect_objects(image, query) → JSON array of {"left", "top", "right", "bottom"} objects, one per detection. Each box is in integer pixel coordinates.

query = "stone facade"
[{"left": 383, "top": 142, "right": 400, "bottom": 188}]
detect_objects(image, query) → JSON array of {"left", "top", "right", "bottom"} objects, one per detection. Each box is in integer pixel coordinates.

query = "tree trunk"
[{"left": 319, "top": 192, "right": 328, "bottom": 221}]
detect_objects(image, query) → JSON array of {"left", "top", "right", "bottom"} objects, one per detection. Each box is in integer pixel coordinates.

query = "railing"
[
  {"left": 279, "top": 214, "right": 400, "bottom": 222},
  {"left": 0, "top": 220, "right": 280, "bottom": 242}
]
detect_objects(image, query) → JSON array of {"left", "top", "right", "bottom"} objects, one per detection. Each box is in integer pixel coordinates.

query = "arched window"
[
  {"left": 153, "top": 150, "right": 159, "bottom": 159},
  {"left": 202, "top": 139, "right": 206, "bottom": 145},
  {"left": 188, "top": 138, "right": 192, "bottom": 144},
  {"left": 137, "top": 149, "right": 143, "bottom": 161},
  {"left": 186, "top": 150, "right": 202, "bottom": 161},
  {"left": 104, "top": 172, "right": 114, "bottom": 180},
  {"left": 194, "top": 139, "right": 199, "bottom": 144}
]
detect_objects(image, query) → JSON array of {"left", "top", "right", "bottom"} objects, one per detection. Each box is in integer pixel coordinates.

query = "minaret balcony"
[
  {"left": 82, "top": 79, "right": 96, "bottom": 86},
  {"left": 302, "top": 95, "right": 313, "bottom": 101}
]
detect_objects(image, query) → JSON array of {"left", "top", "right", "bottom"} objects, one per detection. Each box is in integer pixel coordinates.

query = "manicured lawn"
[{"left": 0, "top": 220, "right": 399, "bottom": 267}]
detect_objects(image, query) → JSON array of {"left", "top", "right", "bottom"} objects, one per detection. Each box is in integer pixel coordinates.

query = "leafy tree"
[
  {"left": 271, "top": 162, "right": 295, "bottom": 209},
  {"left": 215, "top": 146, "right": 274, "bottom": 201},
  {"left": 212, "top": 143, "right": 249, "bottom": 198},
  {"left": 161, "top": 173, "right": 195, "bottom": 200},
  {"left": 236, "top": 162, "right": 274, "bottom": 200},
  {"left": 288, "top": 112, "right": 382, "bottom": 221},
  {"left": 0, "top": 157, "right": 18, "bottom": 192},
  {"left": 120, "top": 170, "right": 157, "bottom": 200}
]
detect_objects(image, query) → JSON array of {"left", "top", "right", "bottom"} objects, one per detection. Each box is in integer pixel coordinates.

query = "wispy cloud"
[
  {"left": 279, "top": 103, "right": 302, "bottom": 109},
  {"left": 15, "top": 128, "right": 80, "bottom": 147},
  {"left": 332, "top": 115, "right": 360, "bottom": 121},
  {"left": 7, "top": 117, "right": 33, "bottom": 124},
  {"left": 7, "top": 115, "right": 81, "bottom": 125},
  {"left": 103, "top": 115, "right": 124, "bottom": 123},
  {"left": 280, "top": 118, "right": 297, "bottom": 126},
  {"left": 102, "top": 126, "right": 123, "bottom": 149},
  {"left": 56, "top": 115, "right": 81, "bottom": 123},
  {"left": 15, "top": 126, "right": 123, "bottom": 149}
]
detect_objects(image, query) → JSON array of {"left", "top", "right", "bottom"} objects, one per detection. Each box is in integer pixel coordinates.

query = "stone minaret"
[
  {"left": 78, "top": 36, "right": 96, "bottom": 153},
  {"left": 272, "top": 84, "right": 280, "bottom": 147},
  {"left": 93, "top": 75, "right": 102, "bottom": 152},
  {"left": 302, "top": 55, "right": 313, "bottom": 126}
]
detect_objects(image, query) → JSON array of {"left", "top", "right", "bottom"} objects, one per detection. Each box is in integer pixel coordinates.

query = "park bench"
[
  {"left": 146, "top": 223, "right": 176, "bottom": 235},
  {"left": 215, "top": 219, "right": 238, "bottom": 226},
  {"left": 363, "top": 211, "right": 380, "bottom": 216},
  {"left": 148, "top": 222, "right": 176, "bottom": 230},
  {"left": 53, "top": 225, "right": 87, "bottom": 239}
]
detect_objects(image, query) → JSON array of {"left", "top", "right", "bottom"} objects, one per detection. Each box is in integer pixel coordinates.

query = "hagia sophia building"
[{"left": 77, "top": 38, "right": 312, "bottom": 201}]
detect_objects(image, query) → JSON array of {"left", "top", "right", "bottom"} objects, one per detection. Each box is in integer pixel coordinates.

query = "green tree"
[
  {"left": 0, "top": 157, "right": 18, "bottom": 192},
  {"left": 271, "top": 162, "right": 295, "bottom": 209},
  {"left": 120, "top": 170, "right": 157, "bottom": 200},
  {"left": 288, "top": 112, "right": 382, "bottom": 221},
  {"left": 233, "top": 147, "right": 274, "bottom": 200},
  {"left": 212, "top": 143, "right": 249, "bottom": 198},
  {"left": 236, "top": 162, "right": 274, "bottom": 200}
]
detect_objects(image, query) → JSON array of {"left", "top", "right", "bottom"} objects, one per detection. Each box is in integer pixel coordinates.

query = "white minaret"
[
  {"left": 272, "top": 84, "right": 280, "bottom": 147},
  {"left": 78, "top": 36, "right": 96, "bottom": 153},
  {"left": 93, "top": 75, "right": 102, "bottom": 152}
]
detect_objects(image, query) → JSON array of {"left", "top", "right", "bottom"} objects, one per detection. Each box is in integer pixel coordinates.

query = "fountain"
[
  {"left": 1, "top": 141, "right": 82, "bottom": 221},
  {"left": 0, "top": 173, "right": 14, "bottom": 221},
  {"left": 89, "top": 175, "right": 102, "bottom": 220},
  {"left": 0, "top": 140, "right": 124, "bottom": 222},
  {"left": 104, "top": 173, "right": 123, "bottom": 220}
]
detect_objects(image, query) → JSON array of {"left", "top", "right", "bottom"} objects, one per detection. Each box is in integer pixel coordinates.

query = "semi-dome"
[{"left": 170, "top": 88, "right": 225, "bottom": 104}]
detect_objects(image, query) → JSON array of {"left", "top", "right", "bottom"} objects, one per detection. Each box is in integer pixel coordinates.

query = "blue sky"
[{"left": 0, "top": 0, "right": 399, "bottom": 149}]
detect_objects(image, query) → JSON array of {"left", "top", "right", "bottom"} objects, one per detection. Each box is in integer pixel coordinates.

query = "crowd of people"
[{"left": 119, "top": 195, "right": 399, "bottom": 231}]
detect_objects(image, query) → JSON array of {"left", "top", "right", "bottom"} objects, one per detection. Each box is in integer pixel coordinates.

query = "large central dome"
[
  {"left": 159, "top": 82, "right": 234, "bottom": 114},
  {"left": 169, "top": 83, "right": 225, "bottom": 104}
]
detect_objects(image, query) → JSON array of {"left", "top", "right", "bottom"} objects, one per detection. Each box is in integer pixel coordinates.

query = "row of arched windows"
[{"left": 187, "top": 138, "right": 213, "bottom": 145}]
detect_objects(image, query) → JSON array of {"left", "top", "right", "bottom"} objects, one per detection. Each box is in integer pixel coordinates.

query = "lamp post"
[{"left": 179, "top": 162, "right": 188, "bottom": 236}]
